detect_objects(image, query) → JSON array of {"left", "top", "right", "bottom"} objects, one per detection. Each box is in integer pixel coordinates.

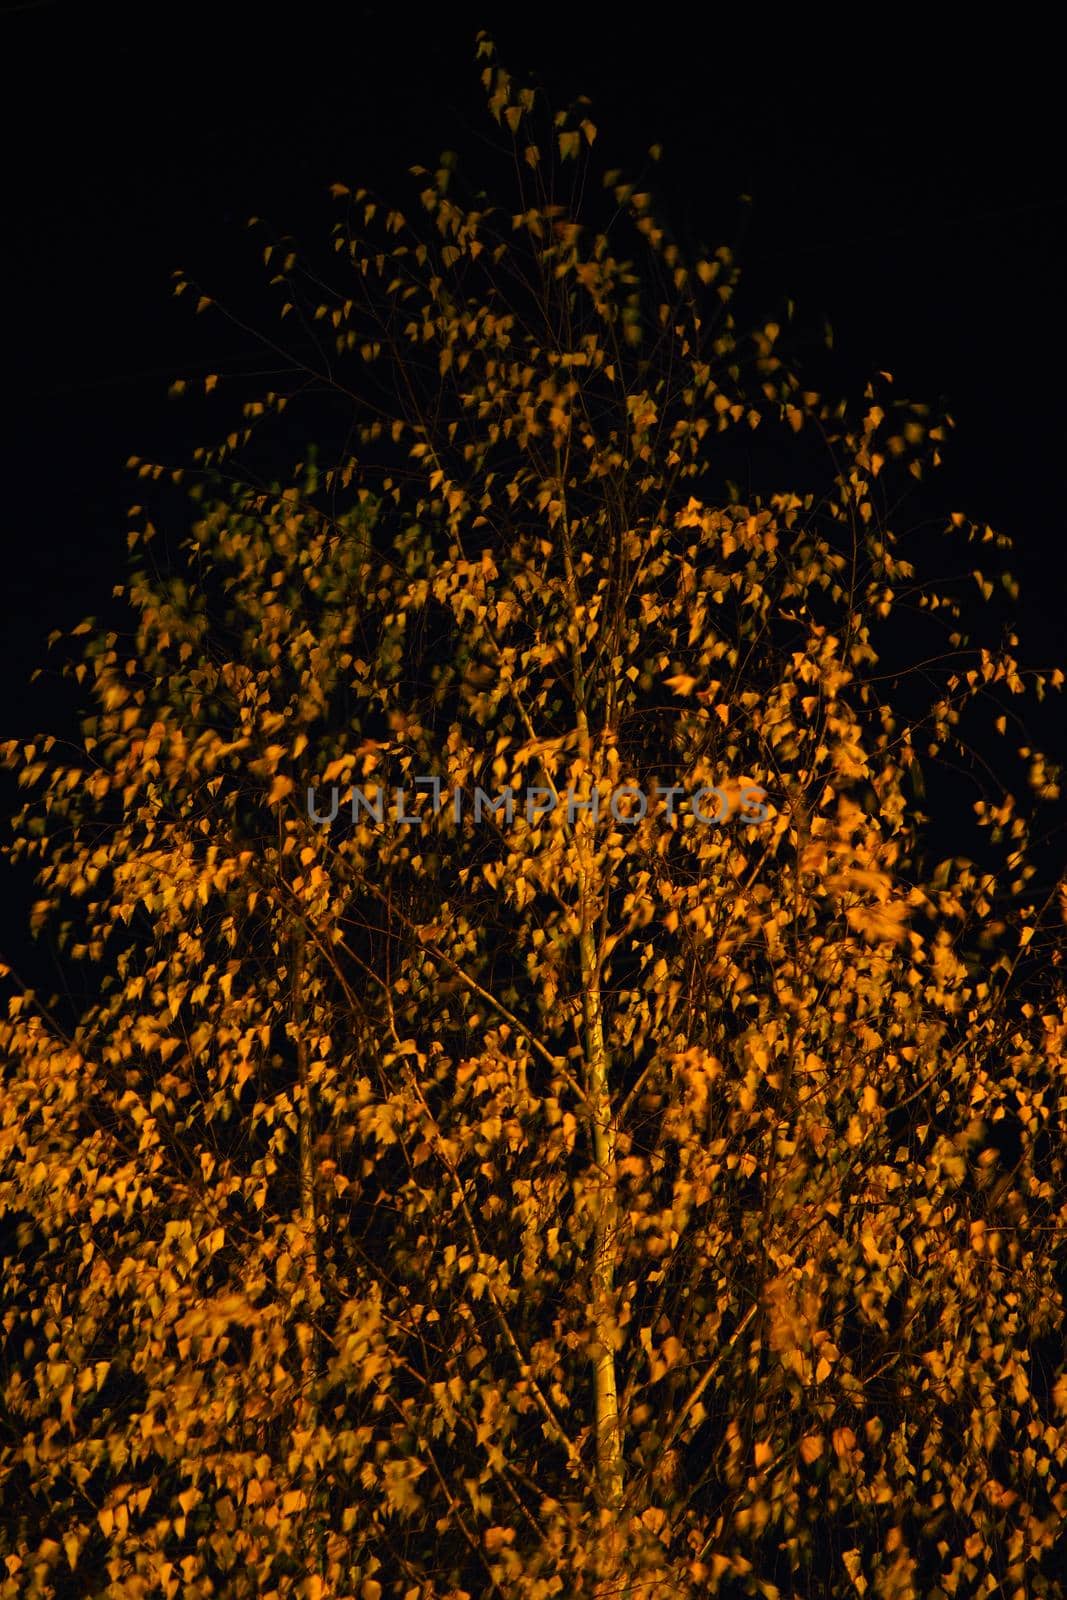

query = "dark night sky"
[{"left": 2, "top": 5, "right": 1065, "bottom": 987}]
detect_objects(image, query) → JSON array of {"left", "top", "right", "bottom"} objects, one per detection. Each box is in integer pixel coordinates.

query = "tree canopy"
[{"left": 2, "top": 32, "right": 1066, "bottom": 1600}]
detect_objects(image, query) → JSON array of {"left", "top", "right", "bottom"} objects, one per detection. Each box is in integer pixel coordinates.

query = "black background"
[{"left": 2, "top": 5, "right": 1065, "bottom": 992}]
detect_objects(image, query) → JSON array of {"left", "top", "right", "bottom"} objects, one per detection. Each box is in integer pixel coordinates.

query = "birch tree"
[{"left": 3, "top": 32, "right": 1067, "bottom": 1600}]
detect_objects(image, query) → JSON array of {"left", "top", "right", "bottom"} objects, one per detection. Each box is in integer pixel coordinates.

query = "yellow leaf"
[
  {"left": 846, "top": 901, "right": 910, "bottom": 945},
  {"left": 842, "top": 1549, "right": 867, "bottom": 1595},
  {"left": 483, "top": 1527, "right": 515, "bottom": 1552}
]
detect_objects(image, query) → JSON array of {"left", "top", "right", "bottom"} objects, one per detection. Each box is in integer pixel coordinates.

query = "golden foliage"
[{"left": 2, "top": 29, "right": 1066, "bottom": 1600}]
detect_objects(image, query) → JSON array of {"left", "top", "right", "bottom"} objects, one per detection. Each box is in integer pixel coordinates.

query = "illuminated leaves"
[
  {"left": 0, "top": 27, "right": 1065, "bottom": 1600},
  {"left": 664, "top": 672, "right": 698, "bottom": 696}
]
